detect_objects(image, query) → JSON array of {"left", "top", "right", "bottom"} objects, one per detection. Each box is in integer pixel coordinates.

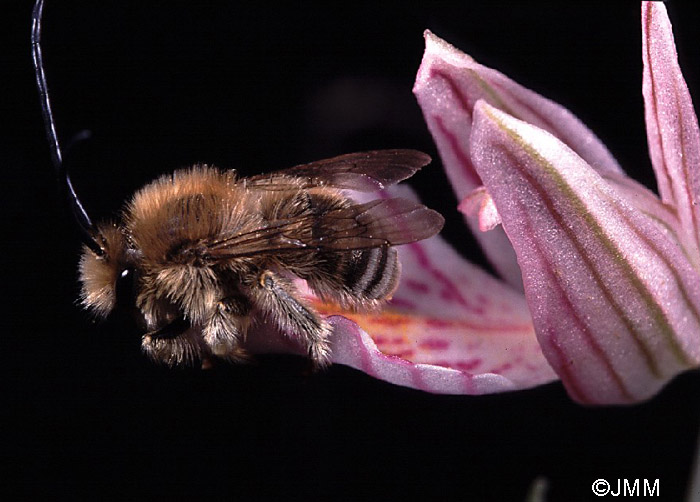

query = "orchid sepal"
[
  {"left": 469, "top": 100, "right": 700, "bottom": 404},
  {"left": 319, "top": 185, "right": 558, "bottom": 393},
  {"left": 413, "top": 29, "right": 629, "bottom": 289},
  {"left": 642, "top": 1, "right": 700, "bottom": 268},
  {"left": 251, "top": 2, "right": 700, "bottom": 405}
]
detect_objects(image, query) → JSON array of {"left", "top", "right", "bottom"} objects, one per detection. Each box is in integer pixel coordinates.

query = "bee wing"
[
  {"left": 205, "top": 197, "right": 444, "bottom": 260},
  {"left": 246, "top": 149, "right": 431, "bottom": 192}
]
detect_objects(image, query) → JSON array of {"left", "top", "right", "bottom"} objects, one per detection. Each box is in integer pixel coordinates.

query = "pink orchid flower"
[{"left": 254, "top": 2, "right": 700, "bottom": 404}]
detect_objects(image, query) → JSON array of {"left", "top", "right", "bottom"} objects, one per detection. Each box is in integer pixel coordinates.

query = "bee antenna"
[{"left": 31, "top": 0, "right": 105, "bottom": 257}]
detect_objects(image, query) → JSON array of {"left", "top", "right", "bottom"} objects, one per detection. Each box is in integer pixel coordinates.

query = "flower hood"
[{"left": 251, "top": 2, "right": 700, "bottom": 405}]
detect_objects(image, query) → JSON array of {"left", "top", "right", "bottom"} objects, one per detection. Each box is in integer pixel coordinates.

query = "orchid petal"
[
  {"left": 314, "top": 224, "right": 559, "bottom": 393},
  {"left": 642, "top": 2, "right": 700, "bottom": 262},
  {"left": 247, "top": 229, "right": 558, "bottom": 394},
  {"left": 470, "top": 100, "right": 700, "bottom": 404},
  {"left": 327, "top": 316, "right": 517, "bottom": 395},
  {"left": 600, "top": 171, "right": 699, "bottom": 268},
  {"left": 458, "top": 186, "right": 502, "bottom": 232},
  {"left": 284, "top": 185, "right": 557, "bottom": 394},
  {"left": 414, "top": 31, "right": 623, "bottom": 182},
  {"left": 414, "top": 31, "right": 624, "bottom": 288},
  {"left": 601, "top": 171, "right": 680, "bottom": 230}
]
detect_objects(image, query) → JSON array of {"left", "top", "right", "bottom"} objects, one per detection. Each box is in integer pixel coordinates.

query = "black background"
[{"left": 5, "top": 1, "right": 700, "bottom": 500}]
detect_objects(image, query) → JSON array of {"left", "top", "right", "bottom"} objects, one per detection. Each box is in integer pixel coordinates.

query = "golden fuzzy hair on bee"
[
  {"left": 75, "top": 155, "right": 442, "bottom": 368},
  {"left": 127, "top": 167, "right": 257, "bottom": 325},
  {"left": 32, "top": 0, "right": 444, "bottom": 369},
  {"left": 79, "top": 223, "right": 127, "bottom": 318},
  {"left": 127, "top": 167, "right": 254, "bottom": 265}
]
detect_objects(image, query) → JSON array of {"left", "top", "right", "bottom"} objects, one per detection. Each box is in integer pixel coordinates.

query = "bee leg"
[
  {"left": 202, "top": 295, "right": 251, "bottom": 363},
  {"left": 145, "top": 316, "right": 190, "bottom": 340},
  {"left": 142, "top": 317, "right": 202, "bottom": 367},
  {"left": 253, "top": 271, "right": 332, "bottom": 370}
]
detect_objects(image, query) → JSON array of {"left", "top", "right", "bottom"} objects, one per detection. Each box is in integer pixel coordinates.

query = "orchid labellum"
[{"left": 255, "top": 2, "right": 700, "bottom": 404}]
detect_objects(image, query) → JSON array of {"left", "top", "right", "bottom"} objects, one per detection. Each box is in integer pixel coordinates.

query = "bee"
[{"left": 32, "top": 0, "right": 444, "bottom": 368}]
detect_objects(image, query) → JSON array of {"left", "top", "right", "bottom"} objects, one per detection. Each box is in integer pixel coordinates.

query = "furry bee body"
[
  {"left": 31, "top": 1, "right": 443, "bottom": 368},
  {"left": 79, "top": 152, "right": 443, "bottom": 367}
]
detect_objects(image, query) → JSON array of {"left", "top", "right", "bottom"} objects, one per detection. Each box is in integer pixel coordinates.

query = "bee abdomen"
[{"left": 344, "top": 246, "right": 400, "bottom": 301}]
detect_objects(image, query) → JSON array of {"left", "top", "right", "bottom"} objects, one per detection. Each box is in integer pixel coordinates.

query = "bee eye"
[{"left": 115, "top": 267, "right": 137, "bottom": 310}]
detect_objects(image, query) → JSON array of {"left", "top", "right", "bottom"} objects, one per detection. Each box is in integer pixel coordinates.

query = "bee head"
[
  {"left": 78, "top": 223, "right": 136, "bottom": 318},
  {"left": 33, "top": 1, "right": 145, "bottom": 321}
]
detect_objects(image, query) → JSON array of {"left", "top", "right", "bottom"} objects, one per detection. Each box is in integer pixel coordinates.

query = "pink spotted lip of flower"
[{"left": 251, "top": 2, "right": 698, "bottom": 404}]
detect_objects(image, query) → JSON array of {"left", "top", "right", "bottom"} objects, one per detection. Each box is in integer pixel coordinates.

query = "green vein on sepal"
[{"left": 484, "top": 105, "right": 692, "bottom": 371}]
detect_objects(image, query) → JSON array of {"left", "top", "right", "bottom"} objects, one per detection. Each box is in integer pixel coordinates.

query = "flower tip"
[
  {"left": 458, "top": 186, "right": 502, "bottom": 232},
  {"left": 642, "top": 1, "right": 665, "bottom": 15},
  {"left": 422, "top": 29, "right": 455, "bottom": 53},
  {"left": 472, "top": 99, "right": 511, "bottom": 132},
  {"left": 473, "top": 98, "right": 498, "bottom": 117},
  {"left": 418, "top": 29, "right": 475, "bottom": 71}
]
